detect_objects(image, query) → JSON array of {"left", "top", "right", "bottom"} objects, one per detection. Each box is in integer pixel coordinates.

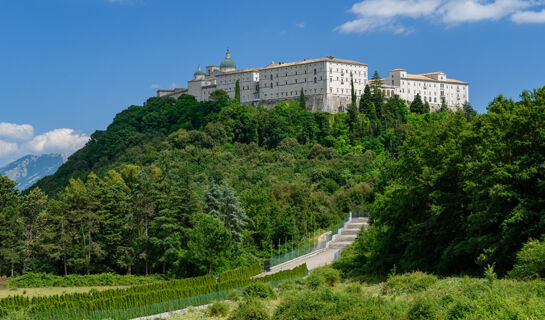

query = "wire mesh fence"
[{"left": 268, "top": 215, "right": 350, "bottom": 269}]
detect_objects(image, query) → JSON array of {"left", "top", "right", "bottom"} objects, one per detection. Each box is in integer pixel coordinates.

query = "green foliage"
[
  {"left": 381, "top": 272, "right": 438, "bottom": 295},
  {"left": 187, "top": 214, "right": 233, "bottom": 274},
  {"left": 407, "top": 298, "right": 436, "bottom": 320},
  {"left": 353, "top": 86, "right": 545, "bottom": 276},
  {"left": 207, "top": 300, "right": 230, "bottom": 317},
  {"left": 306, "top": 266, "right": 341, "bottom": 288},
  {"left": 235, "top": 81, "right": 241, "bottom": 104},
  {"left": 508, "top": 237, "right": 545, "bottom": 280},
  {"left": 0, "top": 264, "right": 306, "bottom": 318},
  {"left": 299, "top": 88, "right": 306, "bottom": 111},
  {"left": 7, "top": 273, "right": 165, "bottom": 288},
  {"left": 410, "top": 94, "right": 427, "bottom": 114},
  {"left": 0, "top": 309, "right": 29, "bottom": 320},
  {"left": 484, "top": 264, "right": 497, "bottom": 283},
  {"left": 218, "top": 264, "right": 262, "bottom": 283},
  {"left": 243, "top": 282, "right": 275, "bottom": 299},
  {"left": 228, "top": 299, "right": 271, "bottom": 320},
  {"left": 439, "top": 97, "right": 448, "bottom": 112}
]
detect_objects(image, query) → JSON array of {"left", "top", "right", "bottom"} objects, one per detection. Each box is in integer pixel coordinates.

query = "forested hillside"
[
  {"left": 2, "top": 83, "right": 543, "bottom": 282},
  {"left": 1, "top": 85, "right": 415, "bottom": 278}
]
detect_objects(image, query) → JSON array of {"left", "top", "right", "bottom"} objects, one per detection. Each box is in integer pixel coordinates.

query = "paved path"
[
  {"left": 257, "top": 217, "right": 368, "bottom": 277},
  {"left": 130, "top": 303, "right": 213, "bottom": 320}
]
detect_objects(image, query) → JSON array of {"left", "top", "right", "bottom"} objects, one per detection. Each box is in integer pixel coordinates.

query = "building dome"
[
  {"left": 220, "top": 49, "right": 236, "bottom": 71},
  {"left": 193, "top": 66, "right": 205, "bottom": 79}
]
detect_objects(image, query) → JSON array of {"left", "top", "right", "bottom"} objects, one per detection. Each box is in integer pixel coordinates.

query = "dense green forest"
[
  {"left": 1, "top": 84, "right": 407, "bottom": 278},
  {"left": 1, "top": 81, "right": 544, "bottom": 282}
]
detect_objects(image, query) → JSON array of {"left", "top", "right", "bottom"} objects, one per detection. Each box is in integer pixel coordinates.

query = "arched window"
[
  {"left": 314, "top": 77, "right": 317, "bottom": 83},
  {"left": 314, "top": 68, "right": 317, "bottom": 75},
  {"left": 270, "top": 82, "right": 273, "bottom": 88}
]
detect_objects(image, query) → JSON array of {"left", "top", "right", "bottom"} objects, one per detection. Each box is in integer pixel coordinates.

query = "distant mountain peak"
[{"left": 0, "top": 153, "right": 68, "bottom": 190}]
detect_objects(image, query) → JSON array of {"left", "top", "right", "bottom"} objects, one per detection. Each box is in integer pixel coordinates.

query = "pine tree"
[
  {"left": 410, "top": 93, "right": 426, "bottom": 114},
  {"left": 0, "top": 175, "right": 23, "bottom": 276},
  {"left": 204, "top": 178, "right": 223, "bottom": 219},
  {"left": 37, "top": 198, "right": 72, "bottom": 275},
  {"left": 235, "top": 80, "right": 241, "bottom": 104},
  {"left": 440, "top": 97, "right": 449, "bottom": 112},
  {"left": 205, "top": 179, "right": 247, "bottom": 242},
  {"left": 219, "top": 182, "right": 247, "bottom": 242},
  {"left": 299, "top": 88, "right": 306, "bottom": 110},
  {"left": 370, "top": 70, "right": 382, "bottom": 91},
  {"left": 20, "top": 188, "right": 47, "bottom": 273},
  {"left": 187, "top": 214, "right": 232, "bottom": 274},
  {"left": 463, "top": 101, "right": 477, "bottom": 121}
]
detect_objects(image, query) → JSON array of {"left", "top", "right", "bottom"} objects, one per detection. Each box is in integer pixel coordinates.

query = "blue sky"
[{"left": 1, "top": 0, "right": 545, "bottom": 166}]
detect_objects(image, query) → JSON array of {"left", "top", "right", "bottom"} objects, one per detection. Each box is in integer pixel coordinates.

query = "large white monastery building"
[{"left": 157, "top": 50, "right": 469, "bottom": 113}]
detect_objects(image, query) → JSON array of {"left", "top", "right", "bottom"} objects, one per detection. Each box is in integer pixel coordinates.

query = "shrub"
[
  {"left": 508, "top": 238, "right": 545, "bottom": 280},
  {"left": 207, "top": 301, "right": 230, "bottom": 317},
  {"left": 0, "top": 309, "right": 29, "bottom": 320},
  {"left": 382, "top": 272, "right": 438, "bottom": 295},
  {"left": 407, "top": 298, "right": 436, "bottom": 320},
  {"left": 227, "top": 290, "right": 242, "bottom": 301},
  {"left": 228, "top": 299, "right": 270, "bottom": 320},
  {"left": 306, "top": 266, "right": 341, "bottom": 288},
  {"left": 243, "top": 283, "right": 275, "bottom": 299}
]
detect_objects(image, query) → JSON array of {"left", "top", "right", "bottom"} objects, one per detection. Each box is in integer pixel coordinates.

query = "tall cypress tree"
[
  {"left": 235, "top": 80, "right": 241, "bottom": 104},
  {"left": 299, "top": 88, "right": 306, "bottom": 110},
  {"left": 351, "top": 77, "right": 357, "bottom": 106},
  {"left": 463, "top": 101, "right": 477, "bottom": 121},
  {"left": 440, "top": 97, "right": 449, "bottom": 112},
  {"left": 360, "top": 85, "right": 373, "bottom": 115}
]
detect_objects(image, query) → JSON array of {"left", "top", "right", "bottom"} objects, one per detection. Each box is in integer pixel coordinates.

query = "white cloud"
[
  {"left": 150, "top": 84, "right": 160, "bottom": 89},
  {"left": 0, "top": 122, "right": 34, "bottom": 141},
  {"left": 296, "top": 22, "right": 306, "bottom": 28},
  {"left": 24, "top": 129, "right": 89, "bottom": 153},
  {"left": 511, "top": 8, "right": 545, "bottom": 22},
  {"left": 337, "top": 0, "right": 545, "bottom": 34},
  {"left": 439, "top": 0, "right": 538, "bottom": 23},
  {"left": 0, "top": 140, "right": 18, "bottom": 157}
]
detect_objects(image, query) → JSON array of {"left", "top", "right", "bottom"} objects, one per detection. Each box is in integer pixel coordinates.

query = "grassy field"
[
  {"left": 0, "top": 285, "right": 126, "bottom": 299},
  {"left": 162, "top": 267, "right": 545, "bottom": 320}
]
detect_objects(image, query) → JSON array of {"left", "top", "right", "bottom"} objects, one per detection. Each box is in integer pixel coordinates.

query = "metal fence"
[
  {"left": 350, "top": 211, "right": 369, "bottom": 218},
  {"left": 266, "top": 215, "right": 350, "bottom": 270}
]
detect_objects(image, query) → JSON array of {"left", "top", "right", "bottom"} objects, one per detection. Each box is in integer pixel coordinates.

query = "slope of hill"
[{"left": 0, "top": 153, "right": 67, "bottom": 190}]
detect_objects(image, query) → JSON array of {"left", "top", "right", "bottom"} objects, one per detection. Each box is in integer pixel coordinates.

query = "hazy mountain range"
[{"left": 0, "top": 153, "right": 68, "bottom": 190}]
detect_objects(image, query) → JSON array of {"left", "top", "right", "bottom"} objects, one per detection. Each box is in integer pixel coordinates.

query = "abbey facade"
[{"left": 157, "top": 50, "right": 469, "bottom": 113}]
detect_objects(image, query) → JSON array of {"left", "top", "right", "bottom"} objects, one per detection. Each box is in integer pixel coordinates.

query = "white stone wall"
[
  {"left": 188, "top": 78, "right": 217, "bottom": 102},
  {"left": 258, "top": 62, "right": 327, "bottom": 105},
  {"left": 325, "top": 61, "right": 368, "bottom": 112},
  {"left": 385, "top": 70, "right": 469, "bottom": 110},
  {"left": 258, "top": 61, "right": 368, "bottom": 113},
  {"left": 216, "top": 71, "right": 260, "bottom": 104}
]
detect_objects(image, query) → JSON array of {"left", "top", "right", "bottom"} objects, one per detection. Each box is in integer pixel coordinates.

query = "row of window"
[
  {"left": 263, "top": 87, "right": 324, "bottom": 99},
  {"left": 330, "top": 68, "right": 366, "bottom": 78}
]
